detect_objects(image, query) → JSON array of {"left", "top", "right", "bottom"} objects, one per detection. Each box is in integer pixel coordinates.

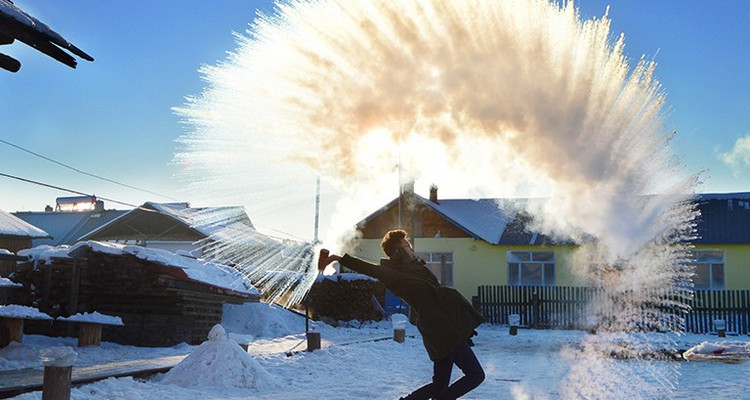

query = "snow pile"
[
  {"left": 57, "top": 311, "right": 124, "bottom": 326},
  {"left": 0, "top": 304, "right": 52, "bottom": 319},
  {"left": 18, "top": 245, "right": 72, "bottom": 262},
  {"left": 39, "top": 346, "right": 77, "bottom": 367},
  {"left": 222, "top": 302, "right": 304, "bottom": 338},
  {"left": 159, "top": 324, "right": 279, "bottom": 390},
  {"left": 0, "top": 341, "right": 41, "bottom": 370},
  {"left": 0, "top": 277, "right": 21, "bottom": 287},
  {"left": 683, "top": 341, "right": 750, "bottom": 361}
]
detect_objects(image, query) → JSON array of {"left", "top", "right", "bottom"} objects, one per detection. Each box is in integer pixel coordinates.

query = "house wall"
[
  {"left": 347, "top": 237, "right": 585, "bottom": 300},
  {"left": 726, "top": 245, "right": 750, "bottom": 289},
  {"left": 693, "top": 244, "right": 750, "bottom": 290}
]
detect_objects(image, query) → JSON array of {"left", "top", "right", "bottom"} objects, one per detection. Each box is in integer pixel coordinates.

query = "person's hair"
[{"left": 381, "top": 229, "right": 407, "bottom": 258}]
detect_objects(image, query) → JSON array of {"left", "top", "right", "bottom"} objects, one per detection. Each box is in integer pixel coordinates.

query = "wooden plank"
[{"left": 0, "top": 355, "right": 187, "bottom": 398}]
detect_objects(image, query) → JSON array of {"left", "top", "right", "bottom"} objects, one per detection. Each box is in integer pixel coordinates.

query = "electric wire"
[
  {"left": 0, "top": 138, "right": 179, "bottom": 201},
  {"left": 0, "top": 172, "right": 138, "bottom": 208}
]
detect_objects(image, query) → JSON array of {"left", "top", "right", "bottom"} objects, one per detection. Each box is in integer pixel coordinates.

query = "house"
[
  {"left": 346, "top": 185, "right": 750, "bottom": 300},
  {"left": 14, "top": 201, "right": 262, "bottom": 258},
  {"left": 690, "top": 193, "right": 750, "bottom": 290},
  {"left": 0, "top": 209, "right": 50, "bottom": 275},
  {"left": 76, "top": 201, "right": 259, "bottom": 257}
]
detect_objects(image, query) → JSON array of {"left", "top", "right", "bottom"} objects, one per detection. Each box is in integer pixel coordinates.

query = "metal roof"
[
  {"left": 693, "top": 193, "right": 750, "bottom": 245},
  {"left": 13, "top": 209, "right": 128, "bottom": 246}
]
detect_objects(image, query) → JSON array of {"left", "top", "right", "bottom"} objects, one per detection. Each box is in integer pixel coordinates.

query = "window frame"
[
  {"left": 416, "top": 251, "right": 453, "bottom": 287},
  {"left": 687, "top": 249, "right": 725, "bottom": 290},
  {"left": 507, "top": 250, "right": 555, "bottom": 286}
]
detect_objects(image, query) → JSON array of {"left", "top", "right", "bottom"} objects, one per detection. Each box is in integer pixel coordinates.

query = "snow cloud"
[{"left": 720, "top": 134, "right": 750, "bottom": 174}]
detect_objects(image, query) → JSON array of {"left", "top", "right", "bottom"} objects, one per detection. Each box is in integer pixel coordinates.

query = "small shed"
[{"left": 13, "top": 241, "right": 260, "bottom": 347}]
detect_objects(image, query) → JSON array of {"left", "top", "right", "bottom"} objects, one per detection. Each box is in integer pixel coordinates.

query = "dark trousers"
[{"left": 403, "top": 341, "right": 485, "bottom": 400}]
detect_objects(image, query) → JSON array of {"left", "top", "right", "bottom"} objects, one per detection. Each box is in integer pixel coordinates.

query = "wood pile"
[
  {"left": 10, "top": 251, "right": 259, "bottom": 346},
  {"left": 306, "top": 276, "right": 386, "bottom": 322}
]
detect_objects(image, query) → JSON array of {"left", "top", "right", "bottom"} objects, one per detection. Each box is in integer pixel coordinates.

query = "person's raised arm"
[{"left": 318, "top": 250, "right": 382, "bottom": 279}]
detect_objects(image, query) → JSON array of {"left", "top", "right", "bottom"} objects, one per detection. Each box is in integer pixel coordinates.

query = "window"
[
  {"left": 687, "top": 250, "right": 725, "bottom": 290},
  {"left": 417, "top": 252, "right": 453, "bottom": 287},
  {"left": 507, "top": 251, "right": 555, "bottom": 286}
]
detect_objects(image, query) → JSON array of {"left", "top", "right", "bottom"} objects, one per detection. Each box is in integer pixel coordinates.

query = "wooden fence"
[{"left": 474, "top": 285, "right": 750, "bottom": 335}]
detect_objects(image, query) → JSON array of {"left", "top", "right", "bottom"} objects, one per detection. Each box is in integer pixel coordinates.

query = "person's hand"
[
  {"left": 317, "top": 252, "right": 342, "bottom": 271},
  {"left": 321, "top": 254, "right": 342, "bottom": 266}
]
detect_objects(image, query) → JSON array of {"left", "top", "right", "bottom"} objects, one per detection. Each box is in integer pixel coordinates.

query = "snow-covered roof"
[
  {"left": 22, "top": 241, "right": 260, "bottom": 297},
  {"left": 357, "top": 194, "right": 524, "bottom": 245},
  {"left": 420, "top": 197, "right": 518, "bottom": 244},
  {"left": 0, "top": 0, "right": 93, "bottom": 69},
  {"left": 57, "top": 311, "right": 124, "bottom": 326},
  {"left": 359, "top": 191, "right": 750, "bottom": 246},
  {"left": 0, "top": 304, "right": 53, "bottom": 320},
  {"left": 0, "top": 209, "right": 50, "bottom": 238},
  {"left": 78, "top": 202, "right": 258, "bottom": 244}
]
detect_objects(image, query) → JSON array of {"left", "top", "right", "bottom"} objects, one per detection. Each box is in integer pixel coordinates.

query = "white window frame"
[
  {"left": 417, "top": 252, "right": 453, "bottom": 287},
  {"left": 507, "top": 251, "right": 555, "bottom": 286},
  {"left": 687, "top": 249, "right": 725, "bottom": 290}
]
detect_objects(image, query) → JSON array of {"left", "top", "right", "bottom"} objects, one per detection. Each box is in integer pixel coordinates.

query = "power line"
[
  {"left": 0, "top": 138, "right": 179, "bottom": 201},
  {"left": 0, "top": 172, "right": 138, "bottom": 208}
]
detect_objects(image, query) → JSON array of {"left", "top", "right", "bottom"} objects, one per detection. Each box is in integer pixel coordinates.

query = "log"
[
  {"left": 77, "top": 323, "right": 102, "bottom": 347},
  {"left": 393, "top": 328, "right": 405, "bottom": 343},
  {"left": 0, "top": 317, "right": 24, "bottom": 347},
  {"left": 42, "top": 365, "right": 72, "bottom": 400},
  {"left": 306, "top": 331, "right": 321, "bottom": 352}
]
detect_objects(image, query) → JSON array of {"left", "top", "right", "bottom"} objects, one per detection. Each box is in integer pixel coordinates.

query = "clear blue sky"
[{"left": 1, "top": 1, "right": 748, "bottom": 217}]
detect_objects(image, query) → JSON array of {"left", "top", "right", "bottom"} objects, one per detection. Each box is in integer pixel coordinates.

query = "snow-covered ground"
[{"left": 1, "top": 302, "right": 749, "bottom": 400}]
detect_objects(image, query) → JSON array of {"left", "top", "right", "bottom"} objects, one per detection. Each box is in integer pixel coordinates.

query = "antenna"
[{"left": 313, "top": 176, "right": 321, "bottom": 244}]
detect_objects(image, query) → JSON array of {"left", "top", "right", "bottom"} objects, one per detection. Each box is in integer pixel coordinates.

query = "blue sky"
[{"left": 1, "top": 1, "right": 748, "bottom": 221}]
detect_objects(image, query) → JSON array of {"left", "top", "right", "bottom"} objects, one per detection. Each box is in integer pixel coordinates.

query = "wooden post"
[
  {"left": 40, "top": 347, "right": 76, "bottom": 400},
  {"left": 78, "top": 323, "right": 102, "bottom": 347},
  {"left": 42, "top": 365, "right": 72, "bottom": 400},
  {"left": 67, "top": 261, "right": 80, "bottom": 316},
  {"left": 41, "top": 263, "right": 52, "bottom": 312},
  {"left": 66, "top": 261, "right": 81, "bottom": 338},
  {"left": 393, "top": 328, "right": 405, "bottom": 343},
  {"left": 0, "top": 317, "right": 24, "bottom": 347},
  {"left": 306, "top": 331, "right": 321, "bottom": 351}
]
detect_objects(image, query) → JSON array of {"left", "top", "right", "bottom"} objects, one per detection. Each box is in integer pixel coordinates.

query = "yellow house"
[{"left": 346, "top": 186, "right": 750, "bottom": 301}]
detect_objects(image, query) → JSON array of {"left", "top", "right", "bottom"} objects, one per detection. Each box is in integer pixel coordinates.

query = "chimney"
[
  {"left": 429, "top": 184, "right": 439, "bottom": 203},
  {"left": 398, "top": 180, "right": 416, "bottom": 239}
]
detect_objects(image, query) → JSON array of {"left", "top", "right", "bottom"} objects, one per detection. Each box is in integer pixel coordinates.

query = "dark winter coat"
[{"left": 339, "top": 254, "right": 484, "bottom": 361}]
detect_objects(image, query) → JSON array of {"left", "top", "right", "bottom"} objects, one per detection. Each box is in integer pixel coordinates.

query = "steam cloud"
[{"left": 175, "top": 0, "right": 696, "bottom": 261}]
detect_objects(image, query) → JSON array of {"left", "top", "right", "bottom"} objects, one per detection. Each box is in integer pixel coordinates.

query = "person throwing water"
[{"left": 319, "top": 229, "right": 485, "bottom": 400}]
